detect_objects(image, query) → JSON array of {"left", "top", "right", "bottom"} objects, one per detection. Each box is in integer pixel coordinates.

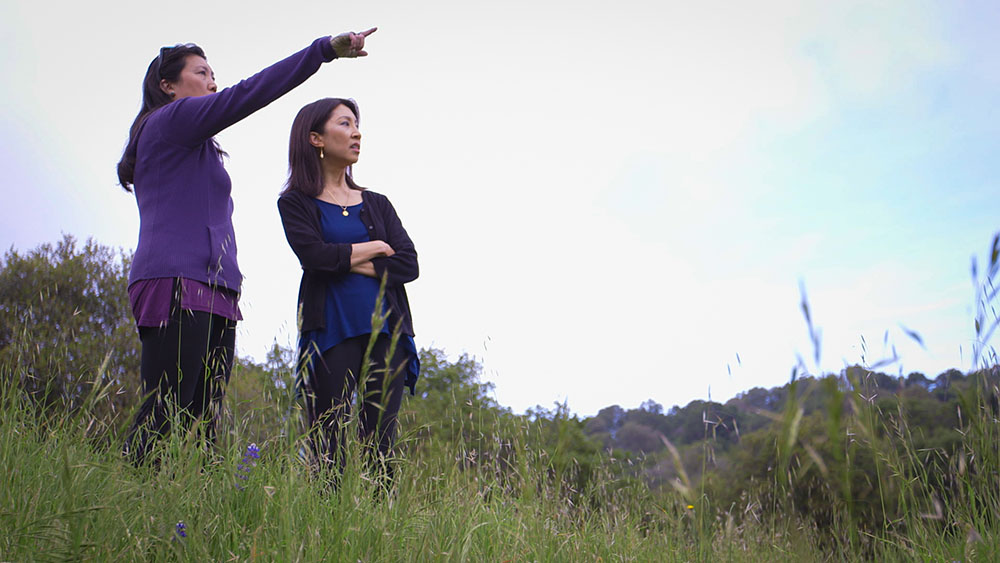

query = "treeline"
[
  {"left": 587, "top": 367, "right": 971, "bottom": 456},
  {"left": 3, "top": 234, "right": 999, "bottom": 553},
  {"left": 579, "top": 364, "right": 998, "bottom": 530},
  {"left": 585, "top": 365, "right": 981, "bottom": 469}
]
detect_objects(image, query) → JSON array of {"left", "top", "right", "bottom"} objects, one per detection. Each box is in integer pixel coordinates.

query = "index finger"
[{"left": 359, "top": 27, "right": 377, "bottom": 37}]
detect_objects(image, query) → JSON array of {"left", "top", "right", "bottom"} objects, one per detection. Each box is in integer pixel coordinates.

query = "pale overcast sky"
[{"left": 1, "top": 0, "right": 998, "bottom": 415}]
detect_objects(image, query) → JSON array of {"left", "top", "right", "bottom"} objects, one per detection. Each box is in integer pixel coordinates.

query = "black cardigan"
[{"left": 277, "top": 188, "right": 418, "bottom": 338}]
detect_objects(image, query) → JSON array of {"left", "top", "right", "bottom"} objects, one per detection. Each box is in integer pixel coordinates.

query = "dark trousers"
[
  {"left": 123, "top": 309, "right": 236, "bottom": 465},
  {"left": 304, "top": 333, "right": 406, "bottom": 475}
]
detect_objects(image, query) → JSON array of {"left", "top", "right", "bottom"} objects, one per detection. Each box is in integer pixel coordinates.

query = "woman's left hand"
[{"left": 330, "top": 28, "right": 377, "bottom": 58}]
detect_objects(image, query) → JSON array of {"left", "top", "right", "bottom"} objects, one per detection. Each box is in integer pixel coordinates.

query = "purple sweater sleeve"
[{"left": 156, "top": 37, "right": 337, "bottom": 147}]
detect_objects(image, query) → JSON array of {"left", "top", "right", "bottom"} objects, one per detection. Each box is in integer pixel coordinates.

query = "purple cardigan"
[{"left": 128, "top": 37, "right": 337, "bottom": 291}]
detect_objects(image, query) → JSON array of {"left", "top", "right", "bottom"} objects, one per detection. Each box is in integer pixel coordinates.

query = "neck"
[{"left": 321, "top": 162, "right": 352, "bottom": 196}]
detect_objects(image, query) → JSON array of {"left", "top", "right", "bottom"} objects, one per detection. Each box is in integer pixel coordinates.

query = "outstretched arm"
[{"left": 159, "top": 30, "right": 376, "bottom": 146}]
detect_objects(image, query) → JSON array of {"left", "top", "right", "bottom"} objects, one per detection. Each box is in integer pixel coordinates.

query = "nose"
[{"left": 209, "top": 81, "right": 218, "bottom": 93}]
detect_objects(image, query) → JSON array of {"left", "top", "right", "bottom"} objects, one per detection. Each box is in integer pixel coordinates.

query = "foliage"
[
  {"left": 0, "top": 234, "right": 139, "bottom": 430},
  {"left": 2, "top": 232, "right": 1000, "bottom": 560},
  {"left": 221, "top": 342, "right": 300, "bottom": 448},
  {"left": 0, "top": 381, "right": 829, "bottom": 561}
]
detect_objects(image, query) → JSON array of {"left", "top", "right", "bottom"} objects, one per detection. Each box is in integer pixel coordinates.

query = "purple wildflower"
[
  {"left": 235, "top": 443, "right": 261, "bottom": 490},
  {"left": 175, "top": 521, "right": 187, "bottom": 539}
]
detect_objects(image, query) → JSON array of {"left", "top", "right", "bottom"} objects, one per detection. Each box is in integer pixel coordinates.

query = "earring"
[
  {"left": 169, "top": 91, "right": 175, "bottom": 97},
  {"left": 319, "top": 147, "right": 324, "bottom": 159}
]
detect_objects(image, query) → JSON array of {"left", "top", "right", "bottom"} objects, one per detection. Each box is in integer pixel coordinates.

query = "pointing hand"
[{"left": 330, "top": 27, "right": 377, "bottom": 58}]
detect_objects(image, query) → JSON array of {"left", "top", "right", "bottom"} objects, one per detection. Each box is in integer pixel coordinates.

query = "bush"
[{"left": 0, "top": 234, "right": 139, "bottom": 426}]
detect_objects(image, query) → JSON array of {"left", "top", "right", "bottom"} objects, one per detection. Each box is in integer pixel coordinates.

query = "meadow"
[{"left": 1, "top": 234, "right": 998, "bottom": 561}]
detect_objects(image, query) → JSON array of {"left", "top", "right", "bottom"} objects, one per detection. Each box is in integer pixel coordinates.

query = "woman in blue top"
[
  {"left": 117, "top": 30, "right": 376, "bottom": 465},
  {"left": 278, "top": 98, "right": 419, "bottom": 481}
]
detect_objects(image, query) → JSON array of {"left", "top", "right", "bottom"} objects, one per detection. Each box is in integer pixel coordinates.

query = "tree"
[
  {"left": 904, "top": 372, "right": 929, "bottom": 388},
  {"left": 640, "top": 398, "right": 663, "bottom": 415},
  {"left": 584, "top": 404, "right": 624, "bottom": 448},
  {"left": 0, "top": 235, "right": 140, "bottom": 419},
  {"left": 400, "top": 348, "right": 510, "bottom": 459},
  {"left": 614, "top": 421, "right": 661, "bottom": 454}
]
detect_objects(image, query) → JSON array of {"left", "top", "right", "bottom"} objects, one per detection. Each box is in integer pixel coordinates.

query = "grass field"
[
  {"left": 2, "top": 233, "right": 999, "bottom": 560},
  {"left": 1, "top": 357, "right": 998, "bottom": 562}
]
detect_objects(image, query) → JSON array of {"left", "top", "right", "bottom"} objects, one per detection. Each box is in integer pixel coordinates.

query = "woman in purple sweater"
[{"left": 116, "top": 30, "right": 375, "bottom": 465}]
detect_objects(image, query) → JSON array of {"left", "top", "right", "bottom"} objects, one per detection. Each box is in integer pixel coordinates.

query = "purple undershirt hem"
[{"left": 129, "top": 278, "right": 242, "bottom": 328}]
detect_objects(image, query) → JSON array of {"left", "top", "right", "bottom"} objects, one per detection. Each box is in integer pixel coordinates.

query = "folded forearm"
[
  {"left": 350, "top": 240, "right": 392, "bottom": 267},
  {"left": 351, "top": 261, "right": 377, "bottom": 278}
]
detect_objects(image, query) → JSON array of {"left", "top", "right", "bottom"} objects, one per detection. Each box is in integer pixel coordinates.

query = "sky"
[{"left": 1, "top": 0, "right": 998, "bottom": 416}]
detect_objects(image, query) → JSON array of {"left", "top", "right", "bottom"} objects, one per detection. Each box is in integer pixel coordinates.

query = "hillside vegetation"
[{"left": 1, "top": 234, "right": 998, "bottom": 561}]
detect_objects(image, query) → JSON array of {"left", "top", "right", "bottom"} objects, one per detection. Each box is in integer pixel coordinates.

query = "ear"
[
  {"left": 309, "top": 131, "right": 324, "bottom": 148},
  {"left": 159, "top": 78, "right": 174, "bottom": 96}
]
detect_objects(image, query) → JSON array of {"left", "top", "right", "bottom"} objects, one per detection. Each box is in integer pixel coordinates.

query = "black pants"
[
  {"left": 304, "top": 333, "right": 407, "bottom": 475},
  {"left": 123, "top": 309, "right": 236, "bottom": 465}
]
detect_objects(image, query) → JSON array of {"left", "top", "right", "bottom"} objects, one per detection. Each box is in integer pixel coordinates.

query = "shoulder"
[
  {"left": 279, "top": 188, "right": 309, "bottom": 202},
  {"left": 136, "top": 105, "right": 172, "bottom": 140},
  {"left": 361, "top": 189, "right": 394, "bottom": 210},
  {"left": 362, "top": 189, "right": 388, "bottom": 202},
  {"left": 363, "top": 190, "right": 403, "bottom": 220},
  {"left": 277, "top": 189, "right": 315, "bottom": 212},
  {"left": 145, "top": 99, "right": 189, "bottom": 127},
  {"left": 141, "top": 101, "right": 205, "bottom": 148}
]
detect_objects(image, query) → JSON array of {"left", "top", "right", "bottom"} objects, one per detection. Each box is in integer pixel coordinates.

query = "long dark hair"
[
  {"left": 283, "top": 98, "right": 364, "bottom": 197},
  {"left": 116, "top": 44, "right": 217, "bottom": 191}
]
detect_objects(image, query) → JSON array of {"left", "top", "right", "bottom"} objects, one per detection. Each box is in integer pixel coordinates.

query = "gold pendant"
[{"left": 342, "top": 209, "right": 349, "bottom": 216}]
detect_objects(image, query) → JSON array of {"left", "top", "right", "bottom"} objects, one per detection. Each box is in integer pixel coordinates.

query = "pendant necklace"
[{"left": 329, "top": 192, "right": 350, "bottom": 216}]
